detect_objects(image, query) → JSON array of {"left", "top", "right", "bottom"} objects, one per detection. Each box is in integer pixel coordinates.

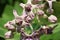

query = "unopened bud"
[
  {"left": 4, "top": 21, "right": 15, "bottom": 31},
  {"left": 25, "top": 16, "right": 32, "bottom": 23},
  {"left": 47, "top": 8, "right": 54, "bottom": 14},
  {"left": 48, "top": 15, "right": 57, "bottom": 23},
  {"left": 37, "top": 10, "right": 44, "bottom": 16},
  {"left": 5, "top": 31, "right": 12, "bottom": 39}
]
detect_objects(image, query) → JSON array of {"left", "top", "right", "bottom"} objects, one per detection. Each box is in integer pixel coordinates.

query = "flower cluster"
[{"left": 4, "top": 0, "right": 57, "bottom": 39}]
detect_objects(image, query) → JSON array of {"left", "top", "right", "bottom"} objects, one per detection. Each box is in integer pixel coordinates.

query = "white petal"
[
  {"left": 5, "top": 31, "right": 12, "bottom": 38},
  {"left": 13, "top": 10, "right": 19, "bottom": 18},
  {"left": 20, "top": 3, "right": 25, "bottom": 8}
]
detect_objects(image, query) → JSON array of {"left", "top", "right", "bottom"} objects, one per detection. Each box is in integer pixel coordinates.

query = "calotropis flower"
[
  {"left": 21, "top": 20, "right": 30, "bottom": 26},
  {"left": 27, "top": 11, "right": 35, "bottom": 19},
  {"left": 48, "top": 15, "right": 57, "bottom": 23},
  {"left": 15, "top": 16, "right": 23, "bottom": 25},
  {"left": 13, "top": 9, "right": 33, "bottom": 30},
  {"left": 4, "top": 21, "right": 15, "bottom": 31},
  {"left": 5, "top": 31, "right": 12, "bottom": 39},
  {"left": 37, "top": 10, "right": 44, "bottom": 16},
  {"left": 13, "top": 9, "right": 26, "bottom": 25},
  {"left": 21, "top": 21, "right": 33, "bottom": 30},
  {"left": 13, "top": 10, "right": 32, "bottom": 23},
  {"left": 47, "top": 8, "right": 54, "bottom": 14},
  {"left": 19, "top": 0, "right": 37, "bottom": 12},
  {"left": 25, "top": 16, "right": 32, "bottom": 23},
  {"left": 4, "top": 0, "right": 58, "bottom": 40}
]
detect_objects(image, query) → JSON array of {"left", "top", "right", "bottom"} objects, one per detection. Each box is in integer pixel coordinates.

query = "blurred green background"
[{"left": 0, "top": 0, "right": 60, "bottom": 40}]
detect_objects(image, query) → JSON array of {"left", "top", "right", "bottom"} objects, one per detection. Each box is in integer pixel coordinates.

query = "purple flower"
[
  {"left": 22, "top": 21, "right": 30, "bottom": 26},
  {"left": 28, "top": 13, "right": 35, "bottom": 19},
  {"left": 25, "top": 4, "right": 32, "bottom": 12},
  {"left": 48, "top": 15, "right": 57, "bottom": 23},
  {"left": 25, "top": 16, "right": 32, "bottom": 23},
  {"left": 5, "top": 31, "right": 12, "bottom": 39},
  {"left": 4, "top": 21, "right": 15, "bottom": 31},
  {"left": 15, "top": 16, "right": 23, "bottom": 25},
  {"left": 47, "top": 8, "right": 54, "bottom": 14},
  {"left": 37, "top": 10, "right": 44, "bottom": 16}
]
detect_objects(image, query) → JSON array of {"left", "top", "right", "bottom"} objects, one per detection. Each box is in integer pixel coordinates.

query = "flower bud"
[
  {"left": 8, "top": 25, "right": 15, "bottom": 32},
  {"left": 48, "top": 15, "right": 57, "bottom": 23},
  {"left": 25, "top": 16, "right": 32, "bottom": 23},
  {"left": 5, "top": 31, "right": 12, "bottom": 39},
  {"left": 37, "top": 10, "right": 44, "bottom": 16},
  {"left": 4, "top": 21, "right": 15, "bottom": 31},
  {"left": 28, "top": 13, "right": 35, "bottom": 20},
  {"left": 47, "top": 8, "right": 54, "bottom": 14}
]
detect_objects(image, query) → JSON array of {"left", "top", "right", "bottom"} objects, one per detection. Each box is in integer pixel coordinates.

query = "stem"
[
  {"left": 29, "top": 23, "right": 33, "bottom": 31},
  {"left": 36, "top": 14, "right": 40, "bottom": 23}
]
